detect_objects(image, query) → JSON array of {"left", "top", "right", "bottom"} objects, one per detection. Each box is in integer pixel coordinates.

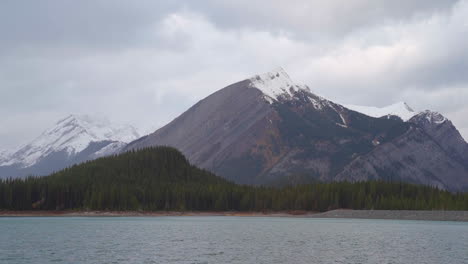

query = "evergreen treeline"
[{"left": 1, "top": 147, "right": 467, "bottom": 211}]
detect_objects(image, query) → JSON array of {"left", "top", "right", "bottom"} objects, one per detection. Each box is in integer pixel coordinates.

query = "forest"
[{"left": 1, "top": 147, "right": 467, "bottom": 211}]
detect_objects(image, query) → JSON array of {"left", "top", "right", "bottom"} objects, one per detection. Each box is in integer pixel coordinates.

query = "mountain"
[
  {"left": 410, "top": 111, "right": 468, "bottom": 165},
  {"left": 344, "top": 102, "right": 416, "bottom": 121},
  {"left": 125, "top": 67, "right": 468, "bottom": 191},
  {"left": 0, "top": 114, "right": 139, "bottom": 179}
]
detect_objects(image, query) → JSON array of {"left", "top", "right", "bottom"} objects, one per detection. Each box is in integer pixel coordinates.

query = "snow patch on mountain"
[
  {"left": 0, "top": 115, "right": 139, "bottom": 168},
  {"left": 344, "top": 102, "right": 416, "bottom": 121},
  {"left": 0, "top": 149, "right": 10, "bottom": 157},
  {"left": 423, "top": 111, "right": 447, "bottom": 124},
  {"left": 249, "top": 67, "right": 310, "bottom": 101},
  {"left": 92, "top": 141, "right": 127, "bottom": 158},
  {"left": 413, "top": 110, "right": 447, "bottom": 125},
  {"left": 0, "top": 150, "right": 11, "bottom": 164}
]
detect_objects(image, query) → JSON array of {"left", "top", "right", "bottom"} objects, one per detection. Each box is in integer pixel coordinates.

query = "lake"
[{"left": 0, "top": 217, "right": 467, "bottom": 264}]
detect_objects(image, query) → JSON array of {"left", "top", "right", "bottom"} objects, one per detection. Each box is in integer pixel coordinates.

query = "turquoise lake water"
[{"left": 0, "top": 217, "right": 467, "bottom": 264}]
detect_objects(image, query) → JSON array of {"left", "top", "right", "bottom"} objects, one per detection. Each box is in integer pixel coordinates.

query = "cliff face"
[
  {"left": 410, "top": 111, "right": 468, "bottom": 166},
  {"left": 125, "top": 69, "right": 468, "bottom": 191},
  {"left": 335, "top": 126, "right": 468, "bottom": 191}
]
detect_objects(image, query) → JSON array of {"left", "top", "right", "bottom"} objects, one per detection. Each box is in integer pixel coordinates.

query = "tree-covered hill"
[{"left": 1, "top": 147, "right": 467, "bottom": 211}]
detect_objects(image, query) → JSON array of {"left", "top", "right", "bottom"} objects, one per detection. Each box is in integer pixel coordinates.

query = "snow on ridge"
[
  {"left": 57, "top": 114, "right": 140, "bottom": 143},
  {"left": 247, "top": 68, "right": 418, "bottom": 121},
  {"left": 344, "top": 101, "right": 416, "bottom": 121},
  {"left": 0, "top": 114, "right": 140, "bottom": 168},
  {"left": 417, "top": 110, "right": 447, "bottom": 124},
  {"left": 92, "top": 141, "right": 127, "bottom": 159},
  {"left": 248, "top": 67, "right": 309, "bottom": 101},
  {"left": 0, "top": 149, "right": 11, "bottom": 164}
]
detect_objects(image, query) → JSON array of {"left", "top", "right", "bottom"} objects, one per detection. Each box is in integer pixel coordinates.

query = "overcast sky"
[{"left": 1, "top": 0, "right": 467, "bottom": 150}]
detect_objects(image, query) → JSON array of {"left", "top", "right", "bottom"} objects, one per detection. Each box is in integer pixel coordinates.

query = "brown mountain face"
[{"left": 125, "top": 69, "right": 468, "bottom": 191}]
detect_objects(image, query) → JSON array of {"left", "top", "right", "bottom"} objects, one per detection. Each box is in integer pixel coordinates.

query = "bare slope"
[{"left": 126, "top": 68, "right": 468, "bottom": 190}]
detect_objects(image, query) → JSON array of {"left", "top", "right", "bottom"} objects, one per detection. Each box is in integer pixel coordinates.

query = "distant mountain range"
[
  {"left": 0, "top": 115, "right": 139, "bottom": 178},
  {"left": 2, "top": 68, "right": 467, "bottom": 191}
]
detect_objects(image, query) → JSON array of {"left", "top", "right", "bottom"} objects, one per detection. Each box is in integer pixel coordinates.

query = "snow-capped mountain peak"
[
  {"left": 1, "top": 115, "right": 140, "bottom": 168},
  {"left": 249, "top": 67, "right": 309, "bottom": 101},
  {"left": 413, "top": 110, "right": 448, "bottom": 125},
  {"left": 344, "top": 101, "right": 416, "bottom": 121},
  {"left": 55, "top": 114, "right": 139, "bottom": 144}
]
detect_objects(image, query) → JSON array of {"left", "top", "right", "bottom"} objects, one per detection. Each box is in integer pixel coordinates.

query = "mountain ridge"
[
  {"left": 2, "top": 68, "right": 467, "bottom": 191},
  {"left": 125, "top": 68, "right": 468, "bottom": 191},
  {"left": 0, "top": 114, "right": 139, "bottom": 178},
  {"left": 344, "top": 101, "right": 416, "bottom": 121}
]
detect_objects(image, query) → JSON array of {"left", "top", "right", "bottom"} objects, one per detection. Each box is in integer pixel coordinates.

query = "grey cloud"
[
  {"left": 0, "top": 0, "right": 467, "bottom": 149},
  {"left": 188, "top": 0, "right": 459, "bottom": 39},
  {"left": 0, "top": 0, "right": 178, "bottom": 52}
]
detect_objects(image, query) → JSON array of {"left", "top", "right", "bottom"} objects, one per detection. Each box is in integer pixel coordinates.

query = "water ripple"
[{"left": 0, "top": 217, "right": 467, "bottom": 264}]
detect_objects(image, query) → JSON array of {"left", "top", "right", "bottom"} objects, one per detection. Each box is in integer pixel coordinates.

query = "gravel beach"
[{"left": 1, "top": 210, "right": 468, "bottom": 221}]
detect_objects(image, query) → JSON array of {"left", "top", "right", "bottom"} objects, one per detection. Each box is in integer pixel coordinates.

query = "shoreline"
[
  {"left": 0, "top": 210, "right": 316, "bottom": 218},
  {"left": 1, "top": 209, "right": 468, "bottom": 222}
]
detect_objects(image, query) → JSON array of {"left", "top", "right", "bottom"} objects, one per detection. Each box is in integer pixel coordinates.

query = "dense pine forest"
[{"left": 1, "top": 147, "right": 467, "bottom": 211}]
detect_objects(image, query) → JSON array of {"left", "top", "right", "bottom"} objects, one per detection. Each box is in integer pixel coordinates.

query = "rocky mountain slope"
[
  {"left": 410, "top": 111, "right": 468, "bottom": 165},
  {"left": 125, "top": 68, "right": 468, "bottom": 191},
  {"left": 0, "top": 115, "right": 139, "bottom": 178}
]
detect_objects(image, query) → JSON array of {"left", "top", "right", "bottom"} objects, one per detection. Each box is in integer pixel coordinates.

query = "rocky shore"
[
  {"left": 0, "top": 211, "right": 315, "bottom": 217},
  {"left": 1, "top": 210, "right": 467, "bottom": 222},
  {"left": 309, "top": 209, "right": 468, "bottom": 222}
]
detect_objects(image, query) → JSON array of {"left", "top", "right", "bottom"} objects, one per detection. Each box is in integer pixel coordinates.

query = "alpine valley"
[{"left": 2, "top": 68, "right": 468, "bottom": 192}]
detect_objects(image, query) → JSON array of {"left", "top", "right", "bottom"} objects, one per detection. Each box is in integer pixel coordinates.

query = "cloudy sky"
[{"left": 1, "top": 0, "right": 467, "bottom": 149}]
